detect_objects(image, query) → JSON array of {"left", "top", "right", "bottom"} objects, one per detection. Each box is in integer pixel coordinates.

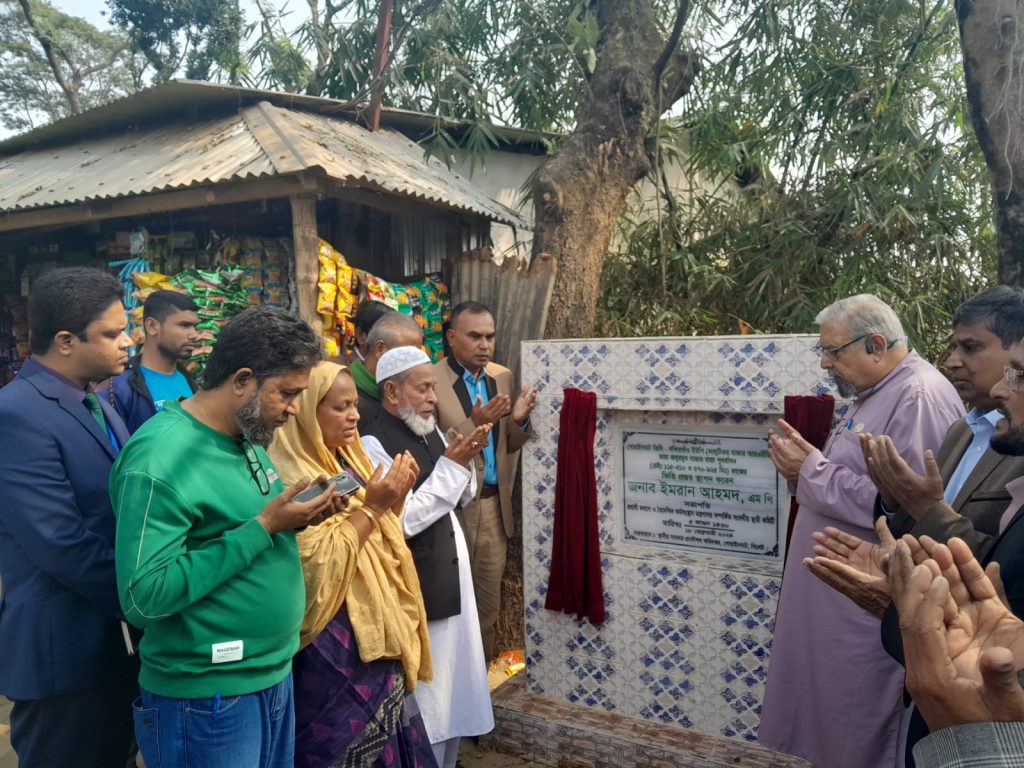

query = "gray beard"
[
  {"left": 237, "top": 393, "right": 275, "bottom": 448},
  {"left": 831, "top": 374, "right": 858, "bottom": 398},
  {"left": 399, "top": 405, "right": 436, "bottom": 437}
]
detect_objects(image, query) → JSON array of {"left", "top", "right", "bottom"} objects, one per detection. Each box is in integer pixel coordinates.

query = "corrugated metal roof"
[
  {"left": 0, "top": 80, "right": 555, "bottom": 157},
  {"left": 246, "top": 103, "right": 527, "bottom": 224},
  {"left": 0, "top": 99, "right": 528, "bottom": 228}
]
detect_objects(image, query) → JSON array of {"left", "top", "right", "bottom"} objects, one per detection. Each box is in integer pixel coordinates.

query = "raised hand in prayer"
[
  {"left": 803, "top": 516, "right": 901, "bottom": 617},
  {"left": 511, "top": 385, "right": 539, "bottom": 424},
  {"left": 364, "top": 451, "right": 420, "bottom": 516},
  {"left": 767, "top": 418, "right": 815, "bottom": 482},
  {"left": 860, "top": 433, "right": 943, "bottom": 520},
  {"left": 890, "top": 536, "right": 1024, "bottom": 731},
  {"left": 471, "top": 394, "right": 511, "bottom": 427},
  {"left": 444, "top": 423, "right": 491, "bottom": 467}
]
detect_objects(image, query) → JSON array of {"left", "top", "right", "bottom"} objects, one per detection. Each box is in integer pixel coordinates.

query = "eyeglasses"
[
  {"left": 1003, "top": 365, "right": 1024, "bottom": 393},
  {"left": 813, "top": 335, "right": 867, "bottom": 361},
  {"left": 241, "top": 439, "right": 271, "bottom": 496}
]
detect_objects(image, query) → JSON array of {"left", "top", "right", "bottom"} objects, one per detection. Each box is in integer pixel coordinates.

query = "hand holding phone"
[{"left": 294, "top": 472, "right": 361, "bottom": 503}]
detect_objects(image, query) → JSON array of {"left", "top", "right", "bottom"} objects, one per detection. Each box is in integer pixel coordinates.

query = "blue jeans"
[{"left": 133, "top": 673, "right": 295, "bottom": 768}]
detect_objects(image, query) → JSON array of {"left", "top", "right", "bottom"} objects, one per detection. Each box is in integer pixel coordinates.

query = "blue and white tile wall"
[{"left": 520, "top": 335, "right": 832, "bottom": 743}]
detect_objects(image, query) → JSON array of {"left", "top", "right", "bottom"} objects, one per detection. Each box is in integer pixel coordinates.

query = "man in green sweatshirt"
[{"left": 112, "top": 306, "right": 342, "bottom": 768}]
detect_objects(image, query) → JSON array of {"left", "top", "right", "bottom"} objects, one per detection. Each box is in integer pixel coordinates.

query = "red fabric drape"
[
  {"left": 545, "top": 388, "right": 605, "bottom": 624},
  {"left": 783, "top": 394, "right": 836, "bottom": 552}
]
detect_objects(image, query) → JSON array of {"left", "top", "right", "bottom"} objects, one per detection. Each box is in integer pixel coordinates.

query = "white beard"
[{"left": 399, "top": 405, "right": 436, "bottom": 437}]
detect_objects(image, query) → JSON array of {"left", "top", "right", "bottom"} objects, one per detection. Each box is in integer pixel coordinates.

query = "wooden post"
[{"left": 290, "top": 194, "right": 322, "bottom": 337}]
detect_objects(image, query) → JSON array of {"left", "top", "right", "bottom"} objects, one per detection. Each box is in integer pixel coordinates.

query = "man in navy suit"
[{"left": 0, "top": 267, "right": 136, "bottom": 767}]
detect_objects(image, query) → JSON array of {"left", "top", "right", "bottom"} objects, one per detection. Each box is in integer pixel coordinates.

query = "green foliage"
[
  {"left": 279, "top": 0, "right": 593, "bottom": 163},
  {"left": 244, "top": 32, "right": 310, "bottom": 93},
  {"left": 598, "top": 0, "right": 997, "bottom": 363},
  {"left": 241, "top": 0, "right": 310, "bottom": 94},
  {"left": 0, "top": 0, "right": 140, "bottom": 131},
  {"left": 106, "top": 0, "right": 244, "bottom": 81}
]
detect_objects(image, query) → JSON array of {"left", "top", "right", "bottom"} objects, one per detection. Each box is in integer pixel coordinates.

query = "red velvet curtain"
[
  {"left": 545, "top": 388, "right": 605, "bottom": 624},
  {"left": 783, "top": 394, "right": 836, "bottom": 552}
]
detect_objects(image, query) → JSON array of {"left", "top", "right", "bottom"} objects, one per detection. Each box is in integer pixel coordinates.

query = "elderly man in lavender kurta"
[{"left": 758, "top": 294, "right": 964, "bottom": 768}]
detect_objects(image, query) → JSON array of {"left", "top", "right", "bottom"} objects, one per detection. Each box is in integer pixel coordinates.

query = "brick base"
[{"left": 481, "top": 678, "right": 811, "bottom": 768}]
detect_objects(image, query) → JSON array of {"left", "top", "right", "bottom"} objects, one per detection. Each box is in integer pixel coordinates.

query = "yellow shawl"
[{"left": 267, "top": 361, "right": 432, "bottom": 688}]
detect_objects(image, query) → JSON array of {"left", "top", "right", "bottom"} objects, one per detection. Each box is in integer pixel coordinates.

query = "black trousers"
[{"left": 9, "top": 663, "right": 138, "bottom": 768}]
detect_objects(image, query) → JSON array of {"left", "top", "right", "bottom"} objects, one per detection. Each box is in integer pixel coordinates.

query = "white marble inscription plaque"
[{"left": 621, "top": 428, "right": 782, "bottom": 558}]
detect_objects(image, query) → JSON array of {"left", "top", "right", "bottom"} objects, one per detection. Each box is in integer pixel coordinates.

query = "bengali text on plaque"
[{"left": 620, "top": 429, "right": 781, "bottom": 558}]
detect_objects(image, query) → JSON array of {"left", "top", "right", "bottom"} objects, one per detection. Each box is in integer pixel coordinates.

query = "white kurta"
[{"left": 362, "top": 432, "right": 495, "bottom": 744}]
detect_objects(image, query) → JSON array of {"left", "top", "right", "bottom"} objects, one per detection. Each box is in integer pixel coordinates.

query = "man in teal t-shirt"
[
  {"left": 112, "top": 306, "right": 343, "bottom": 768},
  {"left": 109, "top": 290, "right": 199, "bottom": 434},
  {"left": 139, "top": 365, "right": 192, "bottom": 411}
]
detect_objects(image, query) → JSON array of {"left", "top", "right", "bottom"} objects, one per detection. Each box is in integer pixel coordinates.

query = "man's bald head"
[{"left": 365, "top": 312, "right": 424, "bottom": 375}]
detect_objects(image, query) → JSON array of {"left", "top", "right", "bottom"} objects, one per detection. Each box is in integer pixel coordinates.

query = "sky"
[
  {"left": 50, "top": 0, "right": 300, "bottom": 31},
  {"left": 0, "top": 0, "right": 306, "bottom": 139}
]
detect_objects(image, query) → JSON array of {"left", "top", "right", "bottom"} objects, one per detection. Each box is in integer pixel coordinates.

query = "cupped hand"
[
  {"left": 767, "top": 418, "right": 814, "bottom": 482},
  {"left": 889, "top": 537, "right": 1024, "bottom": 730},
  {"left": 471, "top": 394, "right": 510, "bottom": 427},
  {"left": 804, "top": 517, "right": 897, "bottom": 616},
  {"left": 364, "top": 451, "right": 420, "bottom": 514},
  {"left": 444, "top": 423, "right": 491, "bottom": 466},
  {"left": 862, "top": 435, "right": 943, "bottom": 521},
  {"left": 511, "top": 385, "right": 539, "bottom": 423}
]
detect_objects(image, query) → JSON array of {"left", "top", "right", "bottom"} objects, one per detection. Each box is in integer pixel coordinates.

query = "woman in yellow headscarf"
[{"left": 267, "top": 361, "right": 437, "bottom": 768}]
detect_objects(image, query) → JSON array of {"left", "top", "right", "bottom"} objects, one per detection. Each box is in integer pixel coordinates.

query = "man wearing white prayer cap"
[{"left": 359, "top": 347, "right": 495, "bottom": 768}]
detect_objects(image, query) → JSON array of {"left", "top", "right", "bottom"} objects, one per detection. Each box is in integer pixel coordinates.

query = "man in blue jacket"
[
  {"left": 109, "top": 289, "right": 199, "bottom": 433},
  {"left": 0, "top": 267, "right": 137, "bottom": 767}
]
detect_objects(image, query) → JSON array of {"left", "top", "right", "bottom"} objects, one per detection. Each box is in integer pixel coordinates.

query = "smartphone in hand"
[{"left": 294, "top": 473, "right": 361, "bottom": 503}]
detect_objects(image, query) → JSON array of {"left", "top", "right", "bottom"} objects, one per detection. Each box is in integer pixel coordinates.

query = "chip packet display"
[
  {"left": 404, "top": 275, "right": 451, "bottom": 361},
  {"left": 170, "top": 264, "right": 250, "bottom": 375},
  {"left": 312, "top": 238, "right": 450, "bottom": 362}
]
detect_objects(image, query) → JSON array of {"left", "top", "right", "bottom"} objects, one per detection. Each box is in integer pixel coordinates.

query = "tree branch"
[
  {"left": 79, "top": 40, "right": 131, "bottom": 79},
  {"left": 306, "top": 0, "right": 331, "bottom": 75},
  {"left": 16, "top": 0, "right": 82, "bottom": 113},
  {"left": 653, "top": 0, "right": 691, "bottom": 85},
  {"left": 254, "top": 0, "right": 282, "bottom": 46}
]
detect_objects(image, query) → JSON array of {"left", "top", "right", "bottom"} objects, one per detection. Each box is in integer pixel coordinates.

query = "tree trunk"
[
  {"left": 957, "top": 0, "right": 1024, "bottom": 285},
  {"left": 534, "top": 0, "right": 699, "bottom": 338},
  {"left": 366, "top": 0, "right": 394, "bottom": 131}
]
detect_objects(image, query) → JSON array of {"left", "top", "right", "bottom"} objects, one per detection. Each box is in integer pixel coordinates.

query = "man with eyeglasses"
[
  {"left": 807, "top": 287, "right": 1024, "bottom": 607},
  {"left": 758, "top": 294, "right": 964, "bottom": 768},
  {"left": 111, "top": 306, "right": 345, "bottom": 768}
]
